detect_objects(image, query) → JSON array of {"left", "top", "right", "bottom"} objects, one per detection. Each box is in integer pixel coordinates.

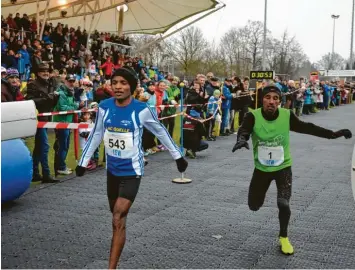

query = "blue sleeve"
[
  {"left": 207, "top": 97, "right": 214, "bottom": 114},
  {"left": 225, "top": 88, "right": 232, "bottom": 100}
]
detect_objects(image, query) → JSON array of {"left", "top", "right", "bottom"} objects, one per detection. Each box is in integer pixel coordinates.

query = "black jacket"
[
  {"left": 25, "top": 77, "right": 57, "bottom": 121},
  {"left": 183, "top": 117, "right": 205, "bottom": 152}
]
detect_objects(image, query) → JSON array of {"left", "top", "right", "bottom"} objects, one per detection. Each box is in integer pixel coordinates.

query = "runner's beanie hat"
[
  {"left": 112, "top": 66, "right": 138, "bottom": 94},
  {"left": 262, "top": 84, "right": 282, "bottom": 99}
]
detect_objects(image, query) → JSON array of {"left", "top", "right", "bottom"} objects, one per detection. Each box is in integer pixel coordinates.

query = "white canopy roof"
[{"left": 2, "top": 0, "right": 219, "bottom": 35}]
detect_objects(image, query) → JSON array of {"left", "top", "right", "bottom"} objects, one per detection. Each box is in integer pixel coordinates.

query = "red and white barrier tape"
[
  {"left": 38, "top": 108, "right": 97, "bottom": 117},
  {"left": 37, "top": 121, "right": 94, "bottom": 129},
  {"left": 36, "top": 89, "right": 303, "bottom": 117},
  {"left": 37, "top": 104, "right": 221, "bottom": 129},
  {"left": 37, "top": 101, "right": 220, "bottom": 117}
]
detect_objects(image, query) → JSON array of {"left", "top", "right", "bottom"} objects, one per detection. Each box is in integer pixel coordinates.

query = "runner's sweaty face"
[
  {"left": 112, "top": 76, "right": 131, "bottom": 103},
  {"left": 263, "top": 92, "right": 280, "bottom": 115}
]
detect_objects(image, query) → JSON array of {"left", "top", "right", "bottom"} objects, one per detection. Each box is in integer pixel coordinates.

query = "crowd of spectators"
[{"left": 1, "top": 12, "right": 355, "bottom": 184}]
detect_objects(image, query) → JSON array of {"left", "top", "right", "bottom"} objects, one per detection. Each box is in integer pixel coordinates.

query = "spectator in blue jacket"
[
  {"left": 303, "top": 85, "right": 313, "bottom": 115},
  {"left": 18, "top": 44, "right": 31, "bottom": 80},
  {"left": 206, "top": 89, "right": 221, "bottom": 140},
  {"left": 220, "top": 79, "right": 233, "bottom": 136},
  {"left": 321, "top": 81, "right": 330, "bottom": 110}
]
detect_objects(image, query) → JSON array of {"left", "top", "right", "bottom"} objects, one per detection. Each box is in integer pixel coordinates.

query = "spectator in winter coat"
[
  {"left": 161, "top": 77, "right": 180, "bottom": 137},
  {"left": 2, "top": 49, "right": 17, "bottom": 69},
  {"left": 303, "top": 86, "right": 313, "bottom": 115},
  {"left": 53, "top": 74, "right": 79, "bottom": 176},
  {"left": 100, "top": 56, "right": 116, "bottom": 80},
  {"left": 183, "top": 109, "right": 209, "bottom": 159},
  {"left": 185, "top": 80, "right": 205, "bottom": 116},
  {"left": 155, "top": 80, "right": 168, "bottom": 116},
  {"left": 321, "top": 81, "right": 330, "bottom": 110},
  {"left": 1, "top": 68, "right": 24, "bottom": 102},
  {"left": 206, "top": 89, "right": 221, "bottom": 140},
  {"left": 25, "top": 63, "right": 58, "bottom": 183},
  {"left": 31, "top": 49, "right": 42, "bottom": 74},
  {"left": 221, "top": 79, "right": 233, "bottom": 136}
]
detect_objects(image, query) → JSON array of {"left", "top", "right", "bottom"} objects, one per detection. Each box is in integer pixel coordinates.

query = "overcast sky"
[{"left": 168, "top": 0, "right": 353, "bottom": 64}]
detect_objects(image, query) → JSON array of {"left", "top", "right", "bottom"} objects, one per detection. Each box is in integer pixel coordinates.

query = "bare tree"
[
  {"left": 243, "top": 20, "right": 264, "bottom": 69},
  {"left": 129, "top": 23, "right": 311, "bottom": 79},
  {"left": 318, "top": 53, "right": 345, "bottom": 70},
  {"left": 130, "top": 35, "right": 166, "bottom": 67},
  {"left": 165, "top": 26, "right": 207, "bottom": 75},
  {"left": 219, "top": 27, "right": 244, "bottom": 74}
]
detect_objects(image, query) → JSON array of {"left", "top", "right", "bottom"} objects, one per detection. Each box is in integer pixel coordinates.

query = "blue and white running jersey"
[{"left": 78, "top": 97, "right": 182, "bottom": 176}]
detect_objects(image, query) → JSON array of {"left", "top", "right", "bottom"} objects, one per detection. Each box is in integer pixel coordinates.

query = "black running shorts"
[{"left": 107, "top": 171, "right": 141, "bottom": 212}]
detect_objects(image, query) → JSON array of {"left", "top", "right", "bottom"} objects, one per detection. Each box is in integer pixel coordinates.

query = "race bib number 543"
[
  {"left": 258, "top": 146, "right": 284, "bottom": 166},
  {"left": 104, "top": 131, "right": 134, "bottom": 158}
]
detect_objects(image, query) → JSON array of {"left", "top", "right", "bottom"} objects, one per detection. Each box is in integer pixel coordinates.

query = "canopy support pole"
[
  {"left": 83, "top": 0, "right": 86, "bottom": 30},
  {"left": 39, "top": 0, "right": 50, "bottom": 40},
  {"left": 36, "top": 0, "right": 40, "bottom": 35},
  {"left": 86, "top": 0, "right": 98, "bottom": 49},
  {"left": 118, "top": 6, "right": 124, "bottom": 37}
]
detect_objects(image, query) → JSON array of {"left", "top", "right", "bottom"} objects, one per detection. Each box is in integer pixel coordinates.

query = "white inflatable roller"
[
  {"left": 1, "top": 100, "right": 37, "bottom": 141},
  {"left": 352, "top": 144, "right": 355, "bottom": 202}
]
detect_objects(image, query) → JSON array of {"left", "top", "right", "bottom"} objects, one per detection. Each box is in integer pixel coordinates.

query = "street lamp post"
[
  {"left": 261, "top": 0, "right": 267, "bottom": 70},
  {"left": 350, "top": 0, "right": 354, "bottom": 69},
  {"left": 331, "top": 14, "right": 340, "bottom": 69}
]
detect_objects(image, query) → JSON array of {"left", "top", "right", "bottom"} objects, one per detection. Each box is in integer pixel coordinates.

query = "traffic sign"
[{"left": 250, "top": 71, "right": 275, "bottom": 80}]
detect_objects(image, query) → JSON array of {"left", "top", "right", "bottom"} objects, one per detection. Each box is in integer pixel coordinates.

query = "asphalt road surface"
[{"left": 2, "top": 104, "right": 355, "bottom": 269}]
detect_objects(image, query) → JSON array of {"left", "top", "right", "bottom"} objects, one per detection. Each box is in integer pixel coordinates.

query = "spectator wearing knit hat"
[{"left": 1, "top": 68, "right": 24, "bottom": 102}]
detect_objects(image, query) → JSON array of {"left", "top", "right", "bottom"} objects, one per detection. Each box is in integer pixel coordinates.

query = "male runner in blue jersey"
[{"left": 75, "top": 67, "right": 188, "bottom": 269}]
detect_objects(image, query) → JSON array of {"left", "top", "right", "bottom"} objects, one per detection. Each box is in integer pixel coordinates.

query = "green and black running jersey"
[{"left": 251, "top": 108, "right": 292, "bottom": 172}]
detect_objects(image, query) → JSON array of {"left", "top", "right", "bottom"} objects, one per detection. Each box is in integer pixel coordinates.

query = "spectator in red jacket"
[{"left": 100, "top": 56, "right": 117, "bottom": 80}]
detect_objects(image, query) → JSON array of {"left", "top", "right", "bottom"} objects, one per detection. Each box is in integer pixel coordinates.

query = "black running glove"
[
  {"left": 232, "top": 141, "right": 250, "bottom": 152},
  {"left": 334, "top": 129, "right": 352, "bottom": 139},
  {"left": 176, "top": 157, "right": 188, "bottom": 173},
  {"left": 75, "top": 165, "right": 86, "bottom": 177}
]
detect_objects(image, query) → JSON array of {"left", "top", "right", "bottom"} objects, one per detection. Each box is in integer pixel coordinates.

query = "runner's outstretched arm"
[
  {"left": 232, "top": 112, "right": 255, "bottom": 152},
  {"left": 139, "top": 106, "right": 188, "bottom": 172},
  {"left": 289, "top": 111, "right": 352, "bottom": 139}
]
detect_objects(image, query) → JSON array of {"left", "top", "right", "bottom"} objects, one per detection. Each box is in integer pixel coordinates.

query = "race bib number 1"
[
  {"left": 104, "top": 131, "right": 134, "bottom": 158},
  {"left": 258, "top": 146, "right": 284, "bottom": 166}
]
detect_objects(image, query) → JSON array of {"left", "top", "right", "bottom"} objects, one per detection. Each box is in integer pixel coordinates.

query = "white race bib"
[
  {"left": 104, "top": 131, "right": 134, "bottom": 158},
  {"left": 258, "top": 146, "right": 284, "bottom": 166}
]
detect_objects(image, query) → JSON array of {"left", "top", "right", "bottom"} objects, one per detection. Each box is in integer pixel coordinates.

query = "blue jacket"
[
  {"left": 144, "top": 91, "right": 157, "bottom": 116},
  {"left": 275, "top": 82, "right": 283, "bottom": 91},
  {"left": 221, "top": 85, "right": 232, "bottom": 110},
  {"left": 18, "top": 49, "right": 30, "bottom": 66},
  {"left": 17, "top": 56, "right": 25, "bottom": 74},
  {"left": 323, "top": 84, "right": 330, "bottom": 96},
  {"left": 207, "top": 96, "right": 219, "bottom": 116},
  {"left": 304, "top": 89, "right": 313, "bottom": 105}
]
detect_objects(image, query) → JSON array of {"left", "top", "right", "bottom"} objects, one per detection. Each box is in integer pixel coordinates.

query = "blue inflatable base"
[{"left": 1, "top": 139, "right": 33, "bottom": 203}]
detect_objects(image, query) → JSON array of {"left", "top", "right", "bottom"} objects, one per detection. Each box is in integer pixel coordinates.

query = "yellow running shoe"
[{"left": 279, "top": 237, "right": 294, "bottom": 255}]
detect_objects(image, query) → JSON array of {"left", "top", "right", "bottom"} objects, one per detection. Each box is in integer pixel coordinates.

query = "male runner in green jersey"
[{"left": 232, "top": 85, "right": 352, "bottom": 255}]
